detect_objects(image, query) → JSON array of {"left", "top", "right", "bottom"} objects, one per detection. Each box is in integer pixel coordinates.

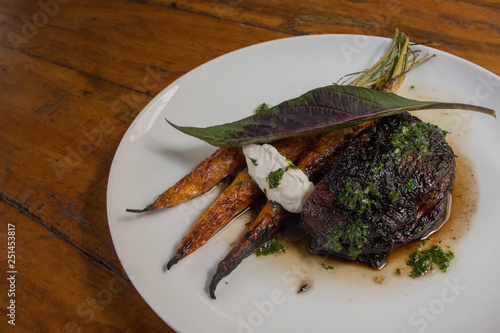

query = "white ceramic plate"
[{"left": 107, "top": 35, "right": 500, "bottom": 333}]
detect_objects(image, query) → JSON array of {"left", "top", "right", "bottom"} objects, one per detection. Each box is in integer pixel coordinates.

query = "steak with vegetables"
[
  {"left": 300, "top": 112, "right": 456, "bottom": 268},
  {"left": 126, "top": 29, "right": 495, "bottom": 299}
]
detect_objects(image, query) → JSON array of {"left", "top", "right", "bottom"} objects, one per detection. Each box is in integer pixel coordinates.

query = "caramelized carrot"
[
  {"left": 166, "top": 135, "right": 318, "bottom": 269},
  {"left": 127, "top": 147, "right": 245, "bottom": 213},
  {"left": 209, "top": 201, "right": 285, "bottom": 299},
  {"left": 297, "top": 122, "right": 374, "bottom": 182},
  {"left": 166, "top": 168, "right": 261, "bottom": 270}
]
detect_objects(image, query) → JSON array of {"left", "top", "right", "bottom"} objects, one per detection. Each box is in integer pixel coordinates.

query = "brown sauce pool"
[{"left": 374, "top": 152, "right": 477, "bottom": 279}]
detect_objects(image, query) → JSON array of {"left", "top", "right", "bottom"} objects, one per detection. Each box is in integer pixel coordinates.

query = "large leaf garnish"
[{"left": 167, "top": 85, "right": 496, "bottom": 147}]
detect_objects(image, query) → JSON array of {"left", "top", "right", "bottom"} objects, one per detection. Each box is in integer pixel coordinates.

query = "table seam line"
[{"left": 0, "top": 192, "right": 131, "bottom": 283}]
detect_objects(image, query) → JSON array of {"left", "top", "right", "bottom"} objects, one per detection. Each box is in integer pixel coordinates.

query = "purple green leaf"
[{"left": 167, "top": 85, "right": 496, "bottom": 147}]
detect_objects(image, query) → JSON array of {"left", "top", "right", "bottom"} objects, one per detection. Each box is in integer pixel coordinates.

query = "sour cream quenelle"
[{"left": 242, "top": 144, "right": 315, "bottom": 213}]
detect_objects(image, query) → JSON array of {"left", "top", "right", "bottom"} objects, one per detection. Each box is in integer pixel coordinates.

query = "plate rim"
[{"left": 106, "top": 33, "right": 500, "bottom": 333}]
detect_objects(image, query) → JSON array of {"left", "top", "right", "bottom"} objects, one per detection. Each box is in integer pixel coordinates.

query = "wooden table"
[{"left": 0, "top": 1, "right": 498, "bottom": 332}]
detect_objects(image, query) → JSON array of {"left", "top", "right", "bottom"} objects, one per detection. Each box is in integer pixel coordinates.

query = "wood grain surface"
[{"left": 0, "top": 0, "right": 498, "bottom": 332}]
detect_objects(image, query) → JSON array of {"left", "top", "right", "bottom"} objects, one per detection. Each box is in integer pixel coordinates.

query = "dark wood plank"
[
  {"left": 0, "top": 45, "right": 143, "bottom": 275},
  {"left": 0, "top": 201, "right": 173, "bottom": 332},
  {"left": 1, "top": 0, "right": 498, "bottom": 331},
  {"left": 0, "top": 0, "right": 288, "bottom": 94},
  {"left": 138, "top": 0, "right": 500, "bottom": 75}
]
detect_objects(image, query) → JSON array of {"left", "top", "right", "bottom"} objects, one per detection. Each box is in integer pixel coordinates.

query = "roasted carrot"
[
  {"left": 209, "top": 201, "right": 285, "bottom": 299},
  {"left": 127, "top": 147, "right": 245, "bottom": 213},
  {"left": 165, "top": 135, "right": 318, "bottom": 269},
  {"left": 166, "top": 168, "right": 261, "bottom": 269},
  {"left": 268, "top": 134, "right": 321, "bottom": 162},
  {"left": 297, "top": 122, "right": 375, "bottom": 182}
]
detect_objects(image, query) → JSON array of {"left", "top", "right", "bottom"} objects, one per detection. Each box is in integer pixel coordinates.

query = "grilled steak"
[{"left": 300, "top": 112, "right": 455, "bottom": 268}]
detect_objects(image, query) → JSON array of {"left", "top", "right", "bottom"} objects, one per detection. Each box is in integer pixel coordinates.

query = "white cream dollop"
[{"left": 242, "top": 144, "right": 315, "bottom": 213}]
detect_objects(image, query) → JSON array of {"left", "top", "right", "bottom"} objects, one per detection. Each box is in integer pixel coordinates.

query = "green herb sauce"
[
  {"left": 254, "top": 102, "right": 270, "bottom": 114},
  {"left": 369, "top": 162, "right": 385, "bottom": 180},
  {"left": 256, "top": 236, "right": 284, "bottom": 257},
  {"left": 322, "top": 220, "right": 370, "bottom": 259},
  {"left": 406, "top": 245, "right": 455, "bottom": 278},
  {"left": 265, "top": 159, "right": 304, "bottom": 189},
  {"left": 405, "top": 178, "right": 416, "bottom": 191},
  {"left": 390, "top": 120, "right": 448, "bottom": 157},
  {"left": 322, "top": 182, "right": 382, "bottom": 258},
  {"left": 323, "top": 224, "right": 344, "bottom": 253},
  {"left": 338, "top": 182, "right": 381, "bottom": 215},
  {"left": 390, "top": 191, "right": 400, "bottom": 202},
  {"left": 345, "top": 222, "right": 370, "bottom": 258},
  {"left": 266, "top": 167, "right": 286, "bottom": 189},
  {"left": 321, "top": 263, "right": 334, "bottom": 270},
  {"left": 391, "top": 121, "right": 431, "bottom": 154}
]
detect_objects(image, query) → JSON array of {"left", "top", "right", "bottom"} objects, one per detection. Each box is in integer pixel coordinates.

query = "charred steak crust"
[{"left": 300, "top": 112, "right": 456, "bottom": 268}]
